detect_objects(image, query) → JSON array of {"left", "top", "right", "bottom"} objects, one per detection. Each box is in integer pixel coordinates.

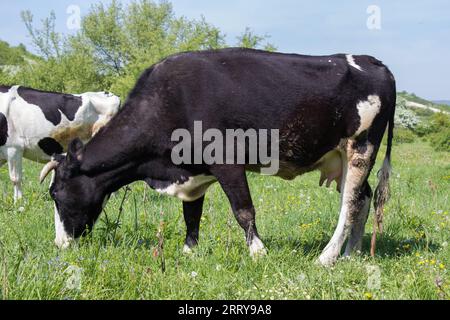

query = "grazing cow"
[
  {"left": 40, "top": 48, "right": 395, "bottom": 266},
  {"left": 0, "top": 85, "right": 121, "bottom": 201}
]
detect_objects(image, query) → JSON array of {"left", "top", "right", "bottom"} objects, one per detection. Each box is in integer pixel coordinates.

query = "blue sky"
[{"left": 0, "top": 0, "right": 449, "bottom": 100}]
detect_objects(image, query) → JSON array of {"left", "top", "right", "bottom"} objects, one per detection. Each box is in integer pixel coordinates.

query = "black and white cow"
[
  {"left": 0, "top": 85, "right": 121, "bottom": 201},
  {"left": 40, "top": 48, "right": 396, "bottom": 266}
]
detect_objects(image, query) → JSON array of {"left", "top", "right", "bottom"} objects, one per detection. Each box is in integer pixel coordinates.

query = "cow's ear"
[{"left": 67, "top": 138, "right": 84, "bottom": 164}]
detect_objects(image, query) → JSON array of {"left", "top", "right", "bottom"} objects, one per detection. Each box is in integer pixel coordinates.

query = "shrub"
[
  {"left": 429, "top": 128, "right": 450, "bottom": 152},
  {"left": 392, "top": 127, "right": 416, "bottom": 144},
  {"left": 413, "top": 123, "right": 433, "bottom": 137},
  {"left": 429, "top": 112, "right": 450, "bottom": 131},
  {"left": 395, "top": 98, "right": 420, "bottom": 130}
]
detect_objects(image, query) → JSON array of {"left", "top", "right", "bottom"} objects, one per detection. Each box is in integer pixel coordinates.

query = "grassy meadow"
[{"left": 0, "top": 141, "right": 448, "bottom": 300}]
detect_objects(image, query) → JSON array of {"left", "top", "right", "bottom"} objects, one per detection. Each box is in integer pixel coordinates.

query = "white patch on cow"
[
  {"left": 54, "top": 204, "right": 73, "bottom": 249},
  {"left": 354, "top": 95, "right": 381, "bottom": 136},
  {"left": 346, "top": 54, "right": 363, "bottom": 71},
  {"left": 249, "top": 236, "right": 267, "bottom": 258},
  {"left": 155, "top": 175, "right": 216, "bottom": 201}
]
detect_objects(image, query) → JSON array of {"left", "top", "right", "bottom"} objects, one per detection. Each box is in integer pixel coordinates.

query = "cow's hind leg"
[
  {"left": 7, "top": 147, "right": 23, "bottom": 202},
  {"left": 182, "top": 195, "right": 204, "bottom": 253},
  {"left": 211, "top": 165, "right": 267, "bottom": 258},
  {"left": 344, "top": 181, "right": 372, "bottom": 256},
  {"left": 319, "top": 139, "right": 375, "bottom": 266}
]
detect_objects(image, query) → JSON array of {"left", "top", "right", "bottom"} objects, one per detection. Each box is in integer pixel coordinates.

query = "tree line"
[{"left": 0, "top": 0, "right": 276, "bottom": 100}]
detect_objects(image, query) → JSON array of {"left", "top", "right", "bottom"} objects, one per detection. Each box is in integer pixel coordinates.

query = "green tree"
[
  {"left": 0, "top": 40, "right": 27, "bottom": 65},
  {"left": 6, "top": 0, "right": 277, "bottom": 99},
  {"left": 237, "top": 27, "right": 276, "bottom": 51}
]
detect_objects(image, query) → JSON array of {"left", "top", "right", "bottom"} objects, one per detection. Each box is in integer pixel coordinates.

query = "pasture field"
[{"left": 0, "top": 141, "right": 448, "bottom": 300}]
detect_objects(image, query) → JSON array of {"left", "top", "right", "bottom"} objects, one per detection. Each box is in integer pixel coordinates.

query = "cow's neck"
[
  {"left": 95, "top": 160, "right": 143, "bottom": 195},
  {"left": 79, "top": 103, "right": 156, "bottom": 175},
  {"left": 91, "top": 156, "right": 200, "bottom": 196}
]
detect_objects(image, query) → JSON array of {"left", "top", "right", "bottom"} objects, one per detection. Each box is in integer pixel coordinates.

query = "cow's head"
[
  {"left": 84, "top": 91, "right": 121, "bottom": 116},
  {"left": 40, "top": 138, "right": 108, "bottom": 248}
]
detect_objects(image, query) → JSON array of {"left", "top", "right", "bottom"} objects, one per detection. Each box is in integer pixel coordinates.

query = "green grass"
[{"left": 0, "top": 142, "right": 449, "bottom": 300}]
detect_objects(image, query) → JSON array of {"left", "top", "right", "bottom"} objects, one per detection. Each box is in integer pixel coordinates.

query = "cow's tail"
[
  {"left": 1, "top": 85, "right": 19, "bottom": 116},
  {"left": 370, "top": 79, "right": 395, "bottom": 257},
  {"left": 0, "top": 86, "right": 17, "bottom": 147}
]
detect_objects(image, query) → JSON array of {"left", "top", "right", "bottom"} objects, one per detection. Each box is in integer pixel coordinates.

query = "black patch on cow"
[
  {"left": 17, "top": 87, "right": 83, "bottom": 126},
  {"left": 0, "top": 85, "right": 11, "bottom": 93},
  {"left": 0, "top": 112, "right": 8, "bottom": 146},
  {"left": 38, "top": 137, "right": 64, "bottom": 156}
]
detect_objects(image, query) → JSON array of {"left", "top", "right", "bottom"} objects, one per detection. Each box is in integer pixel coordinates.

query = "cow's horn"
[{"left": 39, "top": 160, "right": 59, "bottom": 184}]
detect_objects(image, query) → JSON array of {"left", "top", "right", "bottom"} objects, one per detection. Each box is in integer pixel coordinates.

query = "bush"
[
  {"left": 392, "top": 127, "right": 416, "bottom": 144},
  {"left": 429, "top": 128, "right": 450, "bottom": 152},
  {"left": 429, "top": 112, "right": 450, "bottom": 131},
  {"left": 395, "top": 98, "right": 420, "bottom": 130},
  {"left": 413, "top": 123, "right": 433, "bottom": 137},
  {"left": 405, "top": 112, "right": 449, "bottom": 150}
]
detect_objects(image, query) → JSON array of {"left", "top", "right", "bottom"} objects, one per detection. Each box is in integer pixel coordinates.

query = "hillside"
[
  {"left": 0, "top": 40, "right": 38, "bottom": 66},
  {"left": 0, "top": 40, "right": 39, "bottom": 77},
  {"left": 433, "top": 100, "right": 450, "bottom": 106},
  {"left": 398, "top": 91, "right": 450, "bottom": 113}
]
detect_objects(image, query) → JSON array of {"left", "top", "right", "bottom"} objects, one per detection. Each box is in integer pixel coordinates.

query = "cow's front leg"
[
  {"left": 319, "top": 140, "right": 375, "bottom": 266},
  {"left": 182, "top": 195, "right": 204, "bottom": 253},
  {"left": 211, "top": 165, "right": 267, "bottom": 258},
  {"left": 7, "top": 147, "right": 23, "bottom": 203}
]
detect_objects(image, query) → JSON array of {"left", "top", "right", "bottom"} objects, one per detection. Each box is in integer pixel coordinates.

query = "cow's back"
[{"left": 134, "top": 48, "right": 395, "bottom": 165}]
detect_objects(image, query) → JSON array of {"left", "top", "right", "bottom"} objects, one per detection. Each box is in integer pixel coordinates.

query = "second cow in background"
[{"left": 0, "top": 85, "right": 121, "bottom": 201}]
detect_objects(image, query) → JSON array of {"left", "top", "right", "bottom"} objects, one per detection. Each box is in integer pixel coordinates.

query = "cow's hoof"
[
  {"left": 250, "top": 248, "right": 267, "bottom": 260},
  {"left": 343, "top": 249, "right": 361, "bottom": 258},
  {"left": 182, "top": 244, "right": 193, "bottom": 254},
  {"left": 317, "top": 253, "right": 338, "bottom": 267},
  {"left": 249, "top": 237, "right": 267, "bottom": 259},
  {"left": 55, "top": 238, "right": 72, "bottom": 249}
]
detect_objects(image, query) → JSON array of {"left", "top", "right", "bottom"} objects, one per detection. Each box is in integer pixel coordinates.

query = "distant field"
[{"left": 0, "top": 142, "right": 448, "bottom": 300}]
